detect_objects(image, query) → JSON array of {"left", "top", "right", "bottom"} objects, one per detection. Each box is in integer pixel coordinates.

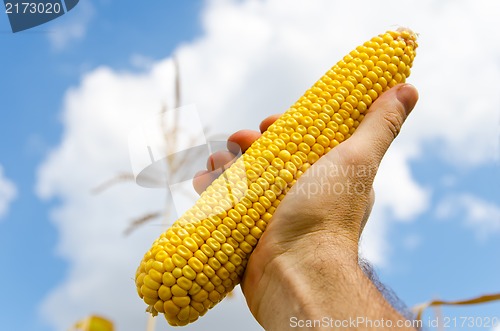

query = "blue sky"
[{"left": 0, "top": 1, "right": 499, "bottom": 331}]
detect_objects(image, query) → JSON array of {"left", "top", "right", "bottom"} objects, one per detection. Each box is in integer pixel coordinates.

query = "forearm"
[{"left": 245, "top": 238, "right": 416, "bottom": 330}]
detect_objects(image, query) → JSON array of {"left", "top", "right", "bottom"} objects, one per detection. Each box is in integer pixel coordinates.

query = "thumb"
[{"left": 344, "top": 83, "right": 418, "bottom": 165}]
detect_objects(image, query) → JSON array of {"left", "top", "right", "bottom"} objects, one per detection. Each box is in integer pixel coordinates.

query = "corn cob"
[{"left": 136, "top": 28, "right": 418, "bottom": 326}]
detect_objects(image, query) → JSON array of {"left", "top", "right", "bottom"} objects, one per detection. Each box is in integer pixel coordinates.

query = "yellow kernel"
[
  {"left": 373, "top": 83, "right": 383, "bottom": 95},
  {"left": 208, "top": 257, "right": 221, "bottom": 270},
  {"left": 300, "top": 116, "right": 313, "bottom": 127},
  {"left": 278, "top": 169, "right": 293, "bottom": 184},
  {"left": 154, "top": 300, "right": 164, "bottom": 313},
  {"left": 247, "top": 208, "right": 260, "bottom": 221},
  {"left": 290, "top": 155, "right": 303, "bottom": 169},
  {"left": 172, "top": 267, "right": 183, "bottom": 279},
  {"left": 367, "top": 71, "right": 378, "bottom": 83},
  {"left": 256, "top": 177, "right": 270, "bottom": 191},
  {"left": 262, "top": 150, "right": 275, "bottom": 163},
  {"left": 190, "top": 233, "right": 204, "bottom": 248},
  {"left": 338, "top": 109, "right": 350, "bottom": 120},
  {"left": 164, "top": 243, "right": 177, "bottom": 256},
  {"left": 182, "top": 265, "right": 197, "bottom": 280},
  {"left": 331, "top": 93, "right": 344, "bottom": 104},
  {"left": 201, "top": 220, "right": 216, "bottom": 232},
  {"left": 164, "top": 300, "right": 180, "bottom": 316},
  {"left": 303, "top": 134, "right": 315, "bottom": 146},
  {"left": 149, "top": 266, "right": 163, "bottom": 282},
  {"left": 317, "top": 135, "right": 330, "bottom": 148},
  {"left": 195, "top": 273, "right": 209, "bottom": 286},
  {"left": 250, "top": 226, "right": 263, "bottom": 239},
  {"left": 177, "top": 306, "right": 191, "bottom": 322},
  {"left": 143, "top": 296, "right": 157, "bottom": 306},
  {"left": 191, "top": 301, "right": 205, "bottom": 314},
  {"left": 368, "top": 89, "right": 378, "bottom": 101},
  {"left": 189, "top": 283, "right": 201, "bottom": 297},
  {"left": 296, "top": 124, "right": 307, "bottom": 136},
  {"left": 192, "top": 289, "right": 209, "bottom": 302},
  {"left": 176, "top": 245, "right": 193, "bottom": 260},
  {"left": 278, "top": 149, "right": 291, "bottom": 162},
  {"left": 194, "top": 250, "right": 208, "bottom": 263},
  {"left": 223, "top": 217, "right": 237, "bottom": 230},
  {"left": 177, "top": 277, "right": 193, "bottom": 291},
  {"left": 199, "top": 245, "right": 213, "bottom": 261},
  {"left": 226, "top": 237, "right": 239, "bottom": 249},
  {"left": 212, "top": 230, "right": 226, "bottom": 244},
  {"left": 221, "top": 243, "right": 234, "bottom": 256},
  {"left": 172, "top": 254, "right": 187, "bottom": 268},
  {"left": 307, "top": 151, "right": 320, "bottom": 164},
  {"left": 155, "top": 250, "right": 168, "bottom": 263},
  {"left": 215, "top": 251, "right": 229, "bottom": 264},
  {"left": 188, "top": 257, "right": 204, "bottom": 273},
  {"left": 240, "top": 241, "right": 253, "bottom": 254},
  {"left": 216, "top": 284, "right": 226, "bottom": 294},
  {"left": 216, "top": 267, "right": 230, "bottom": 280},
  {"left": 206, "top": 238, "right": 220, "bottom": 252},
  {"left": 203, "top": 282, "right": 215, "bottom": 293},
  {"left": 144, "top": 275, "right": 161, "bottom": 290},
  {"left": 298, "top": 142, "right": 310, "bottom": 154},
  {"left": 307, "top": 126, "right": 321, "bottom": 138},
  {"left": 346, "top": 95, "right": 358, "bottom": 108},
  {"left": 171, "top": 284, "right": 188, "bottom": 297},
  {"left": 227, "top": 210, "right": 241, "bottom": 222},
  {"left": 335, "top": 132, "right": 345, "bottom": 142},
  {"left": 274, "top": 138, "right": 286, "bottom": 150},
  {"left": 163, "top": 272, "right": 176, "bottom": 287},
  {"left": 339, "top": 124, "right": 350, "bottom": 135},
  {"left": 245, "top": 234, "right": 257, "bottom": 246},
  {"left": 209, "top": 290, "right": 221, "bottom": 302},
  {"left": 312, "top": 143, "right": 325, "bottom": 155},
  {"left": 239, "top": 217, "right": 253, "bottom": 231},
  {"left": 158, "top": 285, "right": 172, "bottom": 301},
  {"left": 177, "top": 228, "right": 189, "bottom": 239},
  {"left": 172, "top": 296, "right": 191, "bottom": 308},
  {"left": 211, "top": 275, "right": 222, "bottom": 286},
  {"left": 217, "top": 224, "right": 231, "bottom": 238},
  {"left": 326, "top": 100, "right": 339, "bottom": 113},
  {"left": 286, "top": 142, "right": 298, "bottom": 154},
  {"left": 271, "top": 157, "right": 285, "bottom": 170},
  {"left": 290, "top": 132, "right": 303, "bottom": 144},
  {"left": 333, "top": 113, "right": 344, "bottom": 124},
  {"left": 229, "top": 253, "right": 242, "bottom": 266},
  {"left": 231, "top": 229, "right": 244, "bottom": 242}
]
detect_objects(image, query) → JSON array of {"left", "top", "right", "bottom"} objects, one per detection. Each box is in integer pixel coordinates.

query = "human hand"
[{"left": 194, "top": 83, "right": 418, "bottom": 330}]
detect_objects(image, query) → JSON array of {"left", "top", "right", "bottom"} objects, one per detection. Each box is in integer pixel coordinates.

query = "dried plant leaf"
[
  {"left": 413, "top": 293, "right": 500, "bottom": 320},
  {"left": 123, "top": 211, "right": 162, "bottom": 236},
  {"left": 91, "top": 173, "right": 135, "bottom": 195}
]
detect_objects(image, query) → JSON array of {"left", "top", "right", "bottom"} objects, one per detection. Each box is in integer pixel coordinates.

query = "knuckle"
[{"left": 382, "top": 107, "right": 404, "bottom": 139}]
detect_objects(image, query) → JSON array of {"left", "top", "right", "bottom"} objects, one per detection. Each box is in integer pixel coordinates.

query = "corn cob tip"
[{"left": 395, "top": 26, "right": 418, "bottom": 45}]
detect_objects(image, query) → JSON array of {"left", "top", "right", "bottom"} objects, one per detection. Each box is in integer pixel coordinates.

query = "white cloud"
[
  {"left": 360, "top": 147, "right": 430, "bottom": 266},
  {"left": 436, "top": 194, "right": 500, "bottom": 240},
  {"left": 37, "top": 0, "right": 500, "bottom": 330},
  {"left": 0, "top": 164, "right": 17, "bottom": 220},
  {"left": 47, "top": 1, "right": 94, "bottom": 51},
  {"left": 492, "top": 323, "right": 500, "bottom": 331}
]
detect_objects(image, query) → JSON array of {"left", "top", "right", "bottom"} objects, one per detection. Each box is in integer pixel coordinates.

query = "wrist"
[
  {"left": 243, "top": 236, "right": 360, "bottom": 330},
  {"left": 242, "top": 236, "right": 416, "bottom": 331}
]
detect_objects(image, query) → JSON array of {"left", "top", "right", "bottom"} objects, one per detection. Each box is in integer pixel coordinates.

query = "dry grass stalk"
[{"left": 92, "top": 56, "right": 202, "bottom": 235}]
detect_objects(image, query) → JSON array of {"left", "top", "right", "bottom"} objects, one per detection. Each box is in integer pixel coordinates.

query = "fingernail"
[{"left": 396, "top": 84, "right": 418, "bottom": 115}]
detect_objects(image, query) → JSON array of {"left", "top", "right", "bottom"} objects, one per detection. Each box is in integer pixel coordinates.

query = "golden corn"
[{"left": 136, "top": 28, "right": 418, "bottom": 326}]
